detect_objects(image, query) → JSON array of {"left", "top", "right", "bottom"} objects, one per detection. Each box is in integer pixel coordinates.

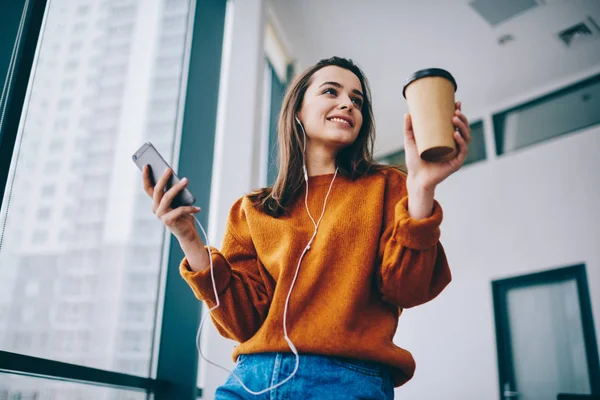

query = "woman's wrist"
[
  {"left": 179, "top": 235, "right": 210, "bottom": 272},
  {"left": 406, "top": 177, "right": 436, "bottom": 220}
]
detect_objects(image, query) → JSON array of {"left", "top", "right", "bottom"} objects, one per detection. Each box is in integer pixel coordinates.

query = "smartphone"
[{"left": 132, "top": 142, "right": 196, "bottom": 208}]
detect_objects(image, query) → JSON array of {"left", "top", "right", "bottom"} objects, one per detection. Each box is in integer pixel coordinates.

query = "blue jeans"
[{"left": 215, "top": 352, "right": 395, "bottom": 399}]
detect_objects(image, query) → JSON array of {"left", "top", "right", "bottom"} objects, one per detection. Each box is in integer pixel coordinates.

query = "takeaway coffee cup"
[{"left": 402, "top": 68, "right": 458, "bottom": 162}]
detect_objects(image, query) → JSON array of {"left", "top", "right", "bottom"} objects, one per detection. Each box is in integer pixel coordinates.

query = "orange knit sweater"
[{"left": 179, "top": 167, "right": 451, "bottom": 387}]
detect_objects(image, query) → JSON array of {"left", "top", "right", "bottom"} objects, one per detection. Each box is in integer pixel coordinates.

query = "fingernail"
[
  {"left": 194, "top": 206, "right": 201, "bottom": 211},
  {"left": 181, "top": 177, "right": 188, "bottom": 183}
]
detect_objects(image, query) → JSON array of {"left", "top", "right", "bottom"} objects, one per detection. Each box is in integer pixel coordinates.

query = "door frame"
[{"left": 492, "top": 264, "right": 600, "bottom": 398}]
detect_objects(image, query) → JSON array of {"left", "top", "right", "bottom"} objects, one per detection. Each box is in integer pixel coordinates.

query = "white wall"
[{"left": 396, "top": 123, "right": 600, "bottom": 399}]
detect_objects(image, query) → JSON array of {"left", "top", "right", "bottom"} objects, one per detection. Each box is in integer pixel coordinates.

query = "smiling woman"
[{"left": 164, "top": 55, "right": 473, "bottom": 399}]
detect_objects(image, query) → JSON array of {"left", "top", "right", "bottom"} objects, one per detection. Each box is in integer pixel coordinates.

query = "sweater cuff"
[
  {"left": 179, "top": 247, "right": 232, "bottom": 302},
  {"left": 393, "top": 196, "right": 443, "bottom": 250}
]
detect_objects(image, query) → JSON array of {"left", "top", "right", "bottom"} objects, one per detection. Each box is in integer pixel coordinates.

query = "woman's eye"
[
  {"left": 323, "top": 88, "right": 337, "bottom": 96},
  {"left": 352, "top": 98, "right": 363, "bottom": 107}
]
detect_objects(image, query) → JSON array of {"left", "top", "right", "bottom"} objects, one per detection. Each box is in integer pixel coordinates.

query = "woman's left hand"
[{"left": 403, "top": 101, "right": 472, "bottom": 192}]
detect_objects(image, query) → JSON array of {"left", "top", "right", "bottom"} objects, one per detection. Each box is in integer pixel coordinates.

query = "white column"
[{"left": 200, "top": 0, "right": 266, "bottom": 397}]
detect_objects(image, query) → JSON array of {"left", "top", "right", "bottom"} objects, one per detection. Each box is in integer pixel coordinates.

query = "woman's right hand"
[
  {"left": 143, "top": 166, "right": 210, "bottom": 273},
  {"left": 142, "top": 165, "right": 202, "bottom": 243}
]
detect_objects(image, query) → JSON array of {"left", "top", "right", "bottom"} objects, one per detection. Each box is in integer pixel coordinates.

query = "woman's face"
[{"left": 297, "top": 66, "right": 364, "bottom": 152}]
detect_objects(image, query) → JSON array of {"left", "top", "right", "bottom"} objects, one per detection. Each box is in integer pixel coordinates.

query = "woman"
[{"left": 143, "top": 56, "right": 471, "bottom": 399}]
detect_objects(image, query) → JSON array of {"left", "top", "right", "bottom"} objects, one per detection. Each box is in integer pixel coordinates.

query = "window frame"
[
  {"left": 0, "top": 0, "right": 227, "bottom": 398},
  {"left": 493, "top": 73, "right": 600, "bottom": 156}
]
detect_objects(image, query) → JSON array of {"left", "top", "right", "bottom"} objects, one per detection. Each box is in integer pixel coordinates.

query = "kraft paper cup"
[{"left": 402, "top": 68, "right": 458, "bottom": 162}]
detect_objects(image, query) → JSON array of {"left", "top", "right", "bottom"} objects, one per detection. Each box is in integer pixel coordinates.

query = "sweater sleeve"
[
  {"left": 179, "top": 198, "right": 275, "bottom": 342},
  {"left": 376, "top": 169, "right": 452, "bottom": 308}
]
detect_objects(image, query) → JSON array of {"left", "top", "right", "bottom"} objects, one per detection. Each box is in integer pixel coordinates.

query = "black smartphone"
[{"left": 132, "top": 142, "right": 196, "bottom": 208}]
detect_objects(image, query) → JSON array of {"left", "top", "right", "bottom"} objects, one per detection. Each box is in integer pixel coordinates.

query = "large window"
[
  {"left": 0, "top": 0, "right": 194, "bottom": 396},
  {"left": 493, "top": 74, "right": 600, "bottom": 156}
]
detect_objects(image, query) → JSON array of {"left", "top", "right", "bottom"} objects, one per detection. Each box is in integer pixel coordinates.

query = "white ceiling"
[{"left": 270, "top": 0, "right": 600, "bottom": 156}]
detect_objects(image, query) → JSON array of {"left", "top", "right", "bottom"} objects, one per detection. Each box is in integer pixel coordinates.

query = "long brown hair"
[{"left": 249, "top": 56, "right": 390, "bottom": 217}]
